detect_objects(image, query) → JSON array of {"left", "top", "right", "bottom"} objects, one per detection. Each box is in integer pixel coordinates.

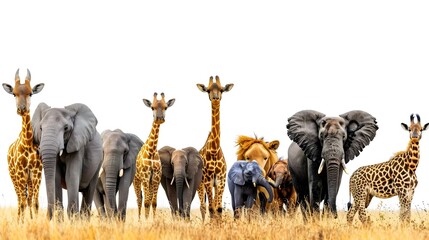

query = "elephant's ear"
[
  {"left": 64, "top": 103, "right": 98, "bottom": 153},
  {"left": 286, "top": 110, "right": 326, "bottom": 161},
  {"left": 228, "top": 161, "right": 247, "bottom": 186},
  {"left": 183, "top": 147, "right": 203, "bottom": 177},
  {"left": 124, "top": 133, "right": 143, "bottom": 169},
  {"left": 31, "top": 102, "right": 51, "bottom": 145},
  {"left": 340, "top": 110, "right": 378, "bottom": 163},
  {"left": 159, "top": 146, "right": 175, "bottom": 178}
]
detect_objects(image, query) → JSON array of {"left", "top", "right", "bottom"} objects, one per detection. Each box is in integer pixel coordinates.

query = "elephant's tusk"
[
  {"left": 185, "top": 178, "right": 190, "bottom": 188},
  {"left": 59, "top": 149, "right": 63, "bottom": 156},
  {"left": 170, "top": 177, "right": 175, "bottom": 185},
  {"left": 119, "top": 169, "right": 123, "bottom": 177},
  {"left": 318, "top": 159, "right": 325, "bottom": 174},
  {"left": 99, "top": 168, "right": 103, "bottom": 177},
  {"left": 341, "top": 159, "right": 349, "bottom": 174},
  {"left": 253, "top": 182, "right": 256, "bottom": 188}
]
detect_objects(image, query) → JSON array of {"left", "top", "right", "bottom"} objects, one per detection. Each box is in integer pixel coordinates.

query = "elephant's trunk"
[
  {"left": 105, "top": 161, "right": 119, "bottom": 217},
  {"left": 175, "top": 175, "right": 185, "bottom": 217},
  {"left": 272, "top": 175, "right": 284, "bottom": 188},
  {"left": 39, "top": 130, "right": 63, "bottom": 220},
  {"left": 326, "top": 160, "right": 341, "bottom": 218},
  {"left": 256, "top": 175, "right": 274, "bottom": 203}
]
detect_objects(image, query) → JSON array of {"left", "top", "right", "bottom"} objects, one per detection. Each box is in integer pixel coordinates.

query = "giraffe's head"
[
  {"left": 2, "top": 69, "right": 44, "bottom": 116},
  {"left": 196, "top": 76, "right": 234, "bottom": 103},
  {"left": 401, "top": 114, "right": 429, "bottom": 140},
  {"left": 143, "top": 92, "right": 175, "bottom": 124}
]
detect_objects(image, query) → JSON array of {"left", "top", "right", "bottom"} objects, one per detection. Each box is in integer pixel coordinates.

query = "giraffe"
[
  {"left": 196, "top": 75, "right": 234, "bottom": 221},
  {"left": 347, "top": 113, "right": 429, "bottom": 226},
  {"left": 2, "top": 69, "right": 44, "bottom": 223},
  {"left": 133, "top": 92, "right": 175, "bottom": 220}
]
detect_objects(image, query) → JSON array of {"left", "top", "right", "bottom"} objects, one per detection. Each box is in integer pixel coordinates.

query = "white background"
[{"left": 1, "top": 1, "right": 429, "bottom": 213}]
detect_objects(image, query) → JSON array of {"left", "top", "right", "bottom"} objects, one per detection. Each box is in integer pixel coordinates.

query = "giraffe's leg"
[
  {"left": 204, "top": 180, "right": 215, "bottom": 218},
  {"left": 398, "top": 189, "right": 414, "bottom": 224},
  {"left": 133, "top": 178, "right": 143, "bottom": 220},
  {"left": 150, "top": 169, "right": 162, "bottom": 218},
  {"left": 356, "top": 191, "right": 370, "bottom": 225},
  {"left": 17, "top": 180, "right": 27, "bottom": 224},
  {"left": 27, "top": 178, "right": 34, "bottom": 219},
  {"left": 143, "top": 176, "right": 152, "bottom": 219},
  {"left": 214, "top": 170, "right": 226, "bottom": 219},
  {"left": 197, "top": 180, "right": 207, "bottom": 221}
]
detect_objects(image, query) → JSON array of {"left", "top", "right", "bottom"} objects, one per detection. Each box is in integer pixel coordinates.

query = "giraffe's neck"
[
  {"left": 207, "top": 101, "right": 221, "bottom": 154},
  {"left": 19, "top": 111, "right": 34, "bottom": 148},
  {"left": 402, "top": 138, "right": 420, "bottom": 171},
  {"left": 144, "top": 121, "right": 161, "bottom": 158}
]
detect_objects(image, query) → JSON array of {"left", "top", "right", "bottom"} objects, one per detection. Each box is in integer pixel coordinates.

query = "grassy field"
[{"left": 1, "top": 207, "right": 429, "bottom": 240}]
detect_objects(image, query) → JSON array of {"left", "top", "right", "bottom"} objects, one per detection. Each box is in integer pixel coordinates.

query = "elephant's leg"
[
  {"left": 307, "top": 159, "right": 323, "bottom": 219},
  {"left": 80, "top": 172, "right": 99, "bottom": 219},
  {"left": 117, "top": 173, "right": 133, "bottom": 221},
  {"left": 234, "top": 194, "right": 244, "bottom": 219},
  {"left": 133, "top": 178, "right": 143, "bottom": 220},
  {"left": 65, "top": 159, "right": 82, "bottom": 220},
  {"left": 93, "top": 190, "right": 106, "bottom": 218}
]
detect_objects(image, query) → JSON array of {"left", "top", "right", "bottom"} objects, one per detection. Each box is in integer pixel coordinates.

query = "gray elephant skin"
[
  {"left": 286, "top": 110, "right": 378, "bottom": 221},
  {"left": 227, "top": 160, "right": 274, "bottom": 219},
  {"left": 159, "top": 146, "right": 203, "bottom": 219},
  {"left": 93, "top": 129, "right": 143, "bottom": 221},
  {"left": 32, "top": 102, "right": 103, "bottom": 220}
]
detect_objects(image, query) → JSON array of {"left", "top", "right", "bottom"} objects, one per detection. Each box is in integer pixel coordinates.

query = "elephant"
[
  {"left": 227, "top": 160, "right": 274, "bottom": 219},
  {"left": 286, "top": 110, "right": 378, "bottom": 222},
  {"left": 93, "top": 129, "right": 143, "bottom": 221},
  {"left": 32, "top": 102, "right": 103, "bottom": 220},
  {"left": 159, "top": 145, "right": 203, "bottom": 220},
  {"left": 267, "top": 158, "right": 297, "bottom": 216}
]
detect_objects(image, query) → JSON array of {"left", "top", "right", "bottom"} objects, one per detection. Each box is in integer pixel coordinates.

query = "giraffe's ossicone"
[{"left": 2, "top": 69, "right": 44, "bottom": 223}]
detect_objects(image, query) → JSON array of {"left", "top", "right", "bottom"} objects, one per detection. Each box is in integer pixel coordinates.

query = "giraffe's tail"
[{"left": 347, "top": 183, "right": 352, "bottom": 210}]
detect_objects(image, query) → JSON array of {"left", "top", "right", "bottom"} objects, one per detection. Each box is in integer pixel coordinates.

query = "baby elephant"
[
  {"left": 94, "top": 129, "right": 143, "bottom": 221},
  {"left": 228, "top": 160, "right": 274, "bottom": 219},
  {"left": 159, "top": 146, "right": 203, "bottom": 220},
  {"left": 267, "top": 158, "right": 297, "bottom": 216}
]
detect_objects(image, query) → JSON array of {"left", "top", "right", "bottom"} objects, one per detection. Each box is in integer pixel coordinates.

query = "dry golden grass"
[{"left": 1, "top": 207, "right": 429, "bottom": 240}]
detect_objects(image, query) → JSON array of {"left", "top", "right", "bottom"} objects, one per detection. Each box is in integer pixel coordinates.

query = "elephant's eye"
[{"left": 64, "top": 126, "right": 69, "bottom": 131}]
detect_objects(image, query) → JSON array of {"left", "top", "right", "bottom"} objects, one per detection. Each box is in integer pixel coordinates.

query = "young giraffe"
[
  {"left": 196, "top": 76, "right": 234, "bottom": 220},
  {"left": 2, "top": 69, "right": 44, "bottom": 223},
  {"left": 347, "top": 113, "right": 429, "bottom": 225},
  {"left": 133, "top": 92, "right": 175, "bottom": 220}
]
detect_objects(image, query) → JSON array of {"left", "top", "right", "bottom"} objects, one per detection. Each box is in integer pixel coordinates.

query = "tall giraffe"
[
  {"left": 347, "top": 113, "right": 429, "bottom": 225},
  {"left": 2, "top": 69, "right": 44, "bottom": 223},
  {"left": 133, "top": 92, "right": 175, "bottom": 220},
  {"left": 196, "top": 75, "right": 234, "bottom": 220}
]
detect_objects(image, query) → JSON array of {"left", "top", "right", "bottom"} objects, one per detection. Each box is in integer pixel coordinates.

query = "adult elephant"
[
  {"left": 159, "top": 146, "right": 203, "bottom": 220},
  {"left": 286, "top": 110, "right": 378, "bottom": 222},
  {"left": 93, "top": 129, "right": 143, "bottom": 221},
  {"left": 227, "top": 160, "right": 274, "bottom": 219},
  {"left": 32, "top": 102, "right": 103, "bottom": 220}
]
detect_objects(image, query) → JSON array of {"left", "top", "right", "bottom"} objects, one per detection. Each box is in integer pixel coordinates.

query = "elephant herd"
[{"left": 4, "top": 70, "right": 389, "bottom": 225}]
